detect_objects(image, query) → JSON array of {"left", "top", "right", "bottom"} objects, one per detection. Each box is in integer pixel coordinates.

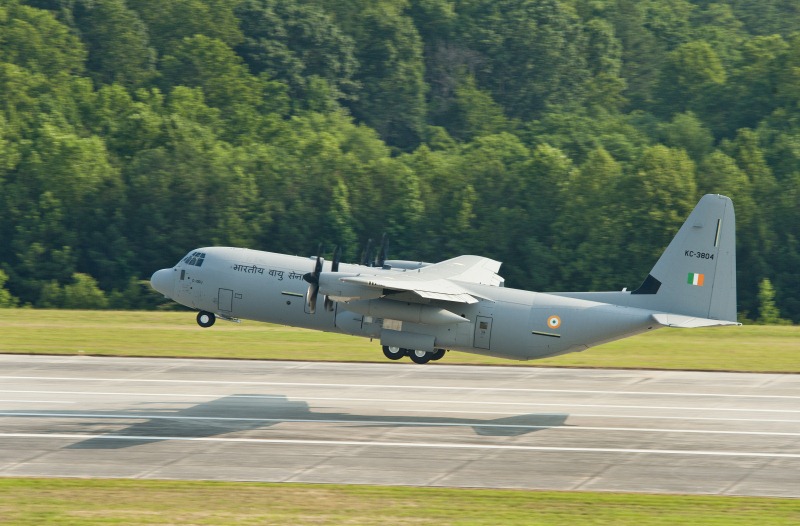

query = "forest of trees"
[{"left": 0, "top": 0, "right": 798, "bottom": 322}]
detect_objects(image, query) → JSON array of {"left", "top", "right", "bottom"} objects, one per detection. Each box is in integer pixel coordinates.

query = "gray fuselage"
[{"left": 156, "top": 246, "right": 659, "bottom": 360}]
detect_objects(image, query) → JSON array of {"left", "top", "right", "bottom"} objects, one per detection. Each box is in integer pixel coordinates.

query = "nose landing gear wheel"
[
  {"left": 196, "top": 311, "right": 216, "bottom": 328},
  {"left": 382, "top": 345, "right": 406, "bottom": 360},
  {"left": 408, "top": 349, "right": 431, "bottom": 364}
]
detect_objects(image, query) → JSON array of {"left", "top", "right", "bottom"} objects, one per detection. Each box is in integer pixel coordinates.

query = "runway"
[{"left": 1, "top": 355, "right": 799, "bottom": 497}]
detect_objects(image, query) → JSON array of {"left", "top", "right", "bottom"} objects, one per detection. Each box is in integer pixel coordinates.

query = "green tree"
[
  {"left": 658, "top": 41, "right": 726, "bottom": 117},
  {"left": 3, "top": 119, "right": 121, "bottom": 303},
  {"left": 128, "top": 0, "right": 243, "bottom": 56},
  {"left": 73, "top": 0, "right": 156, "bottom": 88},
  {"left": 522, "top": 107, "right": 649, "bottom": 164},
  {"left": 512, "top": 143, "right": 576, "bottom": 290},
  {"left": 722, "top": 35, "right": 789, "bottom": 134},
  {"left": 459, "top": 133, "right": 534, "bottom": 258},
  {"left": 62, "top": 273, "right": 109, "bottom": 309},
  {"left": 605, "top": 0, "right": 665, "bottom": 108},
  {"left": 583, "top": 17, "right": 627, "bottom": 110},
  {"left": 643, "top": 0, "right": 695, "bottom": 49},
  {"left": 659, "top": 112, "right": 714, "bottom": 162},
  {"left": 757, "top": 278, "right": 785, "bottom": 325},
  {"left": 38, "top": 273, "right": 109, "bottom": 309},
  {"left": 770, "top": 173, "right": 800, "bottom": 323},
  {"left": 235, "top": 0, "right": 359, "bottom": 105},
  {"left": 726, "top": 0, "right": 800, "bottom": 37},
  {"left": 456, "top": 0, "right": 589, "bottom": 120},
  {"left": 443, "top": 74, "right": 510, "bottom": 141},
  {"left": 160, "top": 35, "right": 289, "bottom": 140},
  {"left": 618, "top": 145, "right": 698, "bottom": 287},
  {"left": 0, "top": 1, "right": 86, "bottom": 77},
  {"left": 337, "top": 0, "right": 428, "bottom": 149},
  {"left": 87, "top": 84, "right": 166, "bottom": 159},
  {"left": 0, "top": 269, "right": 19, "bottom": 307},
  {"left": 553, "top": 147, "right": 625, "bottom": 291},
  {"left": 690, "top": 3, "right": 746, "bottom": 67}
]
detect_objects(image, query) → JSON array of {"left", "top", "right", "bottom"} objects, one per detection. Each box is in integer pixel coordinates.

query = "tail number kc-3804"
[{"left": 685, "top": 250, "right": 714, "bottom": 260}]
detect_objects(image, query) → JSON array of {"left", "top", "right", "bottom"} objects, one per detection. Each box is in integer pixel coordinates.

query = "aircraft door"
[
  {"left": 474, "top": 316, "right": 493, "bottom": 350},
  {"left": 218, "top": 288, "right": 233, "bottom": 313}
]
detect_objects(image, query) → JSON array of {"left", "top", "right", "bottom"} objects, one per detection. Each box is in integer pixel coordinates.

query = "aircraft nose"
[{"left": 150, "top": 269, "right": 174, "bottom": 298}]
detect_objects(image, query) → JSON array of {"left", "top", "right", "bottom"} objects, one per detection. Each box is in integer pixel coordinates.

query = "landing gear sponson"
[
  {"left": 195, "top": 314, "right": 446, "bottom": 364},
  {"left": 382, "top": 345, "right": 447, "bottom": 364}
]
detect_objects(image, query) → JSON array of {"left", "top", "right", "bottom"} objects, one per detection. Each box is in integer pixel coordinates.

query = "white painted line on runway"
[
  {"left": 2, "top": 376, "right": 798, "bottom": 400},
  {"left": 5, "top": 392, "right": 800, "bottom": 424},
  {"left": 1, "top": 389, "right": 798, "bottom": 414},
  {"left": 3, "top": 432, "right": 800, "bottom": 459},
  {"left": 3, "top": 412, "right": 800, "bottom": 437},
  {"left": 0, "top": 400, "right": 74, "bottom": 404}
]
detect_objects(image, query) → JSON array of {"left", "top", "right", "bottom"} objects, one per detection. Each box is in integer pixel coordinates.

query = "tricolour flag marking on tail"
[{"left": 687, "top": 272, "right": 705, "bottom": 286}]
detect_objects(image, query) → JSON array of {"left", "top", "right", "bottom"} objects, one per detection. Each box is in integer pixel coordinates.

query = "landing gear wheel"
[
  {"left": 408, "top": 349, "right": 431, "bottom": 364},
  {"left": 382, "top": 345, "right": 405, "bottom": 360},
  {"left": 430, "top": 348, "right": 446, "bottom": 361},
  {"left": 196, "top": 311, "right": 216, "bottom": 328}
]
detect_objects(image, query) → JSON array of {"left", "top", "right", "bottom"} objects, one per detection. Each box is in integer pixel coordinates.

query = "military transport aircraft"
[{"left": 150, "top": 194, "right": 738, "bottom": 364}]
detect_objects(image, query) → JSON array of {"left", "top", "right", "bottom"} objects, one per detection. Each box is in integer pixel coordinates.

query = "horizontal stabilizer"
[{"left": 651, "top": 313, "right": 741, "bottom": 328}]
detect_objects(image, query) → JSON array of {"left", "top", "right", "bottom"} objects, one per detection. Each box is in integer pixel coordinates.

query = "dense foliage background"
[{"left": 0, "top": 0, "right": 797, "bottom": 322}]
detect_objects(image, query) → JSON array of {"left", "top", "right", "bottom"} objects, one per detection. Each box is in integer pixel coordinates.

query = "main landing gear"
[
  {"left": 382, "top": 345, "right": 447, "bottom": 364},
  {"left": 382, "top": 345, "right": 406, "bottom": 360}
]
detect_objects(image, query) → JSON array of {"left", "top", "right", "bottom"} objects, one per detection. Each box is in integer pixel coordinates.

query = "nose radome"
[{"left": 150, "top": 268, "right": 174, "bottom": 298}]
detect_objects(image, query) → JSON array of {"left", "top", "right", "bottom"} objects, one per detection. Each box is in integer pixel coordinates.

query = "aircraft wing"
[{"left": 339, "top": 255, "right": 503, "bottom": 304}]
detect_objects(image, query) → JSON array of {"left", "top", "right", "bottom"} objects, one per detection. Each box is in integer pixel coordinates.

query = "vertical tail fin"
[{"left": 632, "top": 194, "right": 737, "bottom": 323}]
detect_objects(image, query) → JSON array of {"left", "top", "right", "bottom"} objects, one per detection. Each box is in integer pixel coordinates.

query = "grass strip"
[
  {"left": 0, "top": 478, "right": 798, "bottom": 526},
  {"left": 0, "top": 309, "right": 797, "bottom": 373}
]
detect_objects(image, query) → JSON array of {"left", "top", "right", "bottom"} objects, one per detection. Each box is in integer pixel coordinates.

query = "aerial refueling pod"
[{"left": 342, "top": 299, "right": 468, "bottom": 325}]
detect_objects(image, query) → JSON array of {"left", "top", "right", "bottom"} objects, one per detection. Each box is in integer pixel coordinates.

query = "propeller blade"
[
  {"left": 303, "top": 244, "right": 323, "bottom": 314},
  {"left": 325, "top": 245, "right": 342, "bottom": 312},
  {"left": 314, "top": 243, "right": 323, "bottom": 275},
  {"left": 376, "top": 233, "right": 389, "bottom": 267},
  {"left": 306, "top": 283, "right": 319, "bottom": 314},
  {"left": 361, "top": 238, "right": 374, "bottom": 266}
]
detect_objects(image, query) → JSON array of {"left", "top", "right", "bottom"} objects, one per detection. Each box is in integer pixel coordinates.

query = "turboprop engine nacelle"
[
  {"left": 318, "top": 272, "right": 383, "bottom": 302},
  {"left": 342, "top": 299, "right": 468, "bottom": 325}
]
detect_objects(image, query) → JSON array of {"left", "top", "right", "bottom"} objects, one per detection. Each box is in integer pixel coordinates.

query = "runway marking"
[
  {"left": 1, "top": 389, "right": 798, "bottom": 414},
  {"left": 0, "top": 400, "right": 74, "bottom": 404},
  {"left": 5, "top": 393, "right": 800, "bottom": 424},
  {"left": 2, "top": 376, "right": 798, "bottom": 400},
  {"left": 3, "top": 412, "right": 800, "bottom": 437},
  {"left": 3, "top": 432, "right": 800, "bottom": 459}
]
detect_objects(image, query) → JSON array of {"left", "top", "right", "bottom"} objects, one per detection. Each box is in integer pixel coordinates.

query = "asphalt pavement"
[{"left": 1, "top": 355, "right": 799, "bottom": 497}]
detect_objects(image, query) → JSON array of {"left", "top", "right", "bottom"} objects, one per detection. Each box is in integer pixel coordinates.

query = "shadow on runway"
[{"left": 4, "top": 395, "right": 570, "bottom": 449}]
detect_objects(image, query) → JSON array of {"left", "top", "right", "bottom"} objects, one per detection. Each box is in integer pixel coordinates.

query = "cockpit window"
[{"left": 182, "top": 252, "right": 206, "bottom": 267}]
